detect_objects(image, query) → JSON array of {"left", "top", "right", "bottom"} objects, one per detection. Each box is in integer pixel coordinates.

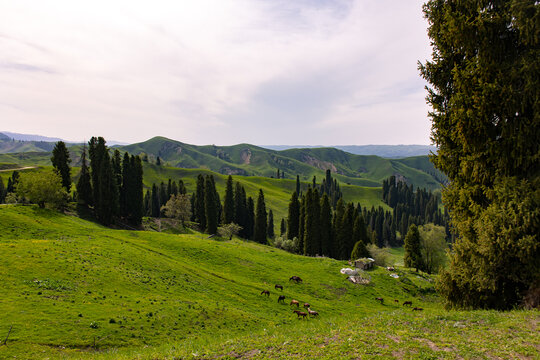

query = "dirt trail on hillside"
[{"left": 0, "top": 166, "right": 38, "bottom": 172}]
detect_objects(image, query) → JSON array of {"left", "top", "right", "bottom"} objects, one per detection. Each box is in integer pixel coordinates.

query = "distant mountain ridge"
[
  {"left": 0, "top": 133, "right": 446, "bottom": 190},
  {"left": 262, "top": 144, "right": 438, "bottom": 158}
]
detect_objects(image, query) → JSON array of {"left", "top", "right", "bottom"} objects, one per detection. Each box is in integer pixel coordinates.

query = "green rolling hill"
[
  {"left": 0, "top": 205, "right": 536, "bottom": 359},
  {"left": 0, "top": 136, "right": 446, "bottom": 190}
]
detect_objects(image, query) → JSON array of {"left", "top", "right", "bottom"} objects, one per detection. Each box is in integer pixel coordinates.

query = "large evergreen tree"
[
  {"left": 194, "top": 174, "right": 206, "bottom": 230},
  {"left": 420, "top": 0, "right": 539, "bottom": 309},
  {"left": 246, "top": 197, "right": 255, "bottom": 240},
  {"left": 51, "top": 141, "right": 72, "bottom": 192},
  {"left": 204, "top": 175, "right": 219, "bottom": 234},
  {"left": 267, "top": 209, "right": 275, "bottom": 239},
  {"left": 404, "top": 224, "right": 423, "bottom": 272},
  {"left": 253, "top": 189, "right": 267, "bottom": 244},
  {"left": 287, "top": 191, "right": 300, "bottom": 240},
  {"left": 223, "top": 175, "right": 234, "bottom": 224},
  {"left": 76, "top": 144, "right": 93, "bottom": 206},
  {"left": 88, "top": 137, "right": 119, "bottom": 225},
  {"left": 319, "top": 194, "right": 333, "bottom": 257},
  {"left": 0, "top": 177, "right": 5, "bottom": 203}
]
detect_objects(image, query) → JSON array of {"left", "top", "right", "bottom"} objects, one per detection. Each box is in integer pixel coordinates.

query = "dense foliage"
[{"left": 420, "top": 0, "right": 539, "bottom": 309}]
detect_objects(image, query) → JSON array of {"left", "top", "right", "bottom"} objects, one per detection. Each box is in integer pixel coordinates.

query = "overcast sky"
[{"left": 0, "top": 0, "right": 433, "bottom": 145}]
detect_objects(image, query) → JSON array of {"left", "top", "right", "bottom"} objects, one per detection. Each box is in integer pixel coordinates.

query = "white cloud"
[{"left": 0, "top": 0, "right": 432, "bottom": 145}]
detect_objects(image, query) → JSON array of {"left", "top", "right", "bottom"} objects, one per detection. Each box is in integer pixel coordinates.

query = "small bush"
[
  {"left": 89, "top": 321, "right": 99, "bottom": 329},
  {"left": 274, "top": 237, "right": 299, "bottom": 253},
  {"left": 367, "top": 244, "right": 392, "bottom": 267}
]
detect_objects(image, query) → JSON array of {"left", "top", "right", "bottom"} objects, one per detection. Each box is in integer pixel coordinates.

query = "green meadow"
[{"left": 0, "top": 205, "right": 537, "bottom": 359}]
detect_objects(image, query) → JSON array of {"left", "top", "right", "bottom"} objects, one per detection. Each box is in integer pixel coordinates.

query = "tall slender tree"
[
  {"left": 246, "top": 197, "right": 255, "bottom": 240},
  {"left": 253, "top": 189, "right": 267, "bottom": 244},
  {"left": 287, "top": 191, "right": 300, "bottom": 240},
  {"left": 223, "top": 175, "right": 235, "bottom": 224},
  {"left": 267, "top": 209, "right": 275, "bottom": 239},
  {"left": 319, "top": 194, "right": 333, "bottom": 257},
  {"left": 204, "top": 175, "right": 219, "bottom": 234},
  {"left": 88, "top": 137, "right": 118, "bottom": 225},
  {"left": 404, "top": 224, "right": 423, "bottom": 272},
  {"left": 51, "top": 141, "right": 72, "bottom": 192},
  {"left": 194, "top": 174, "right": 206, "bottom": 230},
  {"left": 76, "top": 144, "right": 93, "bottom": 206}
]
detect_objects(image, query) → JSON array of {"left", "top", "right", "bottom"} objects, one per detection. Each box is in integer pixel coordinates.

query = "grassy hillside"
[
  {"left": 0, "top": 205, "right": 537, "bottom": 359},
  {"left": 121, "top": 137, "right": 444, "bottom": 190},
  {"left": 0, "top": 137, "right": 445, "bottom": 191}
]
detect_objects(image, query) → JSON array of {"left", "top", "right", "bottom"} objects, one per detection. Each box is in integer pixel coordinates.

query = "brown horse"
[
  {"left": 403, "top": 301, "right": 413, "bottom": 307},
  {"left": 290, "top": 299, "right": 299, "bottom": 307},
  {"left": 303, "top": 303, "right": 310, "bottom": 309},
  {"left": 275, "top": 284, "right": 283, "bottom": 291},
  {"left": 412, "top": 307, "right": 423, "bottom": 311},
  {"left": 289, "top": 276, "right": 303, "bottom": 283},
  {"left": 277, "top": 295, "right": 285, "bottom": 303},
  {"left": 261, "top": 290, "right": 270, "bottom": 297},
  {"left": 307, "top": 308, "right": 319, "bottom": 316},
  {"left": 375, "top": 297, "right": 384, "bottom": 304},
  {"left": 394, "top": 299, "right": 399, "bottom": 304},
  {"left": 293, "top": 310, "right": 307, "bottom": 319}
]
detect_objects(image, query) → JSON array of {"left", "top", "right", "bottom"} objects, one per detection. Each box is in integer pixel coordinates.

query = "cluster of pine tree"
[
  {"left": 382, "top": 176, "right": 450, "bottom": 240},
  {"left": 143, "top": 179, "right": 187, "bottom": 217},
  {"left": 77, "top": 137, "right": 143, "bottom": 226},
  {"left": 286, "top": 171, "right": 370, "bottom": 260},
  {"left": 146, "top": 174, "right": 271, "bottom": 243}
]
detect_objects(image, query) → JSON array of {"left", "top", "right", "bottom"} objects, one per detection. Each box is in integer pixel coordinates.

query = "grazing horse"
[
  {"left": 412, "top": 307, "right": 423, "bottom": 311},
  {"left": 394, "top": 299, "right": 399, "bottom": 304},
  {"left": 289, "top": 276, "right": 303, "bottom": 283},
  {"left": 275, "top": 284, "right": 283, "bottom": 291},
  {"left": 290, "top": 299, "right": 299, "bottom": 307},
  {"left": 277, "top": 295, "right": 285, "bottom": 303},
  {"left": 261, "top": 290, "right": 270, "bottom": 297},
  {"left": 307, "top": 308, "right": 319, "bottom": 316},
  {"left": 293, "top": 310, "right": 307, "bottom": 319},
  {"left": 303, "top": 303, "right": 310, "bottom": 309},
  {"left": 375, "top": 297, "right": 384, "bottom": 304},
  {"left": 403, "top": 301, "right": 413, "bottom": 307}
]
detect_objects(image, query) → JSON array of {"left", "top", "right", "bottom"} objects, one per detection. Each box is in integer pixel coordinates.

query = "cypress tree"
[
  {"left": 287, "top": 191, "right": 300, "bottom": 240},
  {"left": 76, "top": 144, "right": 93, "bottom": 206},
  {"left": 332, "top": 198, "right": 345, "bottom": 258},
  {"left": 88, "top": 137, "right": 118, "bottom": 225},
  {"left": 280, "top": 218, "right": 286, "bottom": 236},
  {"left": 178, "top": 180, "right": 186, "bottom": 195},
  {"left": 342, "top": 203, "right": 355, "bottom": 258},
  {"left": 223, "top": 175, "right": 234, "bottom": 224},
  {"left": 253, "top": 189, "right": 267, "bottom": 244},
  {"left": 298, "top": 195, "right": 305, "bottom": 252},
  {"left": 404, "top": 224, "right": 423, "bottom": 272},
  {"left": 129, "top": 155, "right": 143, "bottom": 225},
  {"left": 204, "top": 175, "right": 218, "bottom": 234},
  {"left": 194, "top": 175, "right": 206, "bottom": 230},
  {"left": 304, "top": 188, "right": 321, "bottom": 256},
  {"left": 267, "top": 209, "right": 275, "bottom": 239},
  {"left": 246, "top": 197, "right": 255, "bottom": 240},
  {"left": 171, "top": 181, "right": 178, "bottom": 196},
  {"left": 120, "top": 152, "right": 131, "bottom": 217},
  {"left": 144, "top": 189, "right": 151, "bottom": 216},
  {"left": 296, "top": 175, "right": 300, "bottom": 196},
  {"left": 319, "top": 194, "right": 333, "bottom": 257},
  {"left": 112, "top": 149, "right": 122, "bottom": 190},
  {"left": 151, "top": 184, "right": 160, "bottom": 217},
  {"left": 156, "top": 156, "right": 161, "bottom": 166},
  {"left": 167, "top": 179, "right": 172, "bottom": 200},
  {"left": 51, "top": 141, "right": 72, "bottom": 192}
]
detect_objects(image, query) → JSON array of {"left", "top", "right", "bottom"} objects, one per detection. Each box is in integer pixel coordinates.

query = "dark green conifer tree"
[
  {"left": 253, "top": 189, "right": 267, "bottom": 244},
  {"left": 51, "top": 141, "right": 72, "bottom": 192},
  {"left": 144, "top": 189, "right": 151, "bottom": 216},
  {"left": 246, "top": 197, "right": 255, "bottom": 240},
  {"left": 267, "top": 209, "right": 275, "bottom": 239},
  {"left": 296, "top": 175, "right": 300, "bottom": 196},
  {"left": 280, "top": 218, "right": 286, "bottom": 236},
  {"left": 194, "top": 174, "right": 206, "bottom": 230},
  {"left": 151, "top": 184, "right": 160, "bottom": 217},
  {"left": 178, "top": 180, "right": 186, "bottom": 195},
  {"left": 319, "top": 194, "right": 333, "bottom": 257},
  {"left": 298, "top": 195, "right": 305, "bottom": 252},
  {"left": 287, "top": 191, "right": 300, "bottom": 240},
  {"left": 332, "top": 198, "right": 345, "bottom": 258},
  {"left": 204, "top": 175, "right": 218, "bottom": 234},
  {"left": 404, "top": 224, "right": 423, "bottom": 272},
  {"left": 76, "top": 144, "right": 93, "bottom": 206},
  {"left": 223, "top": 175, "right": 234, "bottom": 224}
]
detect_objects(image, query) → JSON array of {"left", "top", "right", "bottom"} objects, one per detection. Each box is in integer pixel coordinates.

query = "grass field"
[{"left": 0, "top": 205, "right": 537, "bottom": 359}]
